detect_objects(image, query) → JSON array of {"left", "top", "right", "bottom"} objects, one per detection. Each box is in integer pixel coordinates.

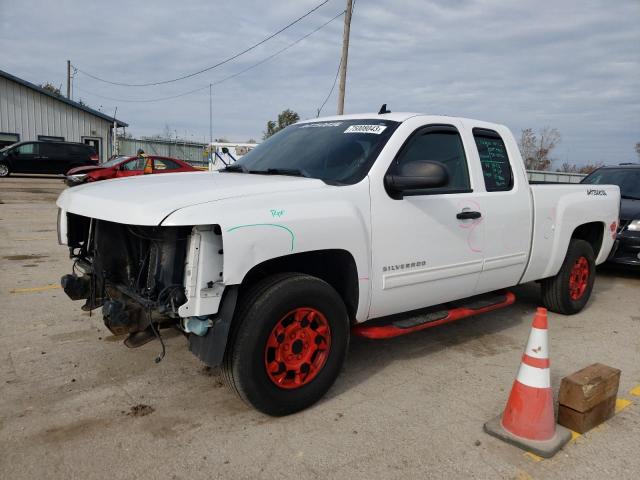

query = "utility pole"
[
  {"left": 112, "top": 107, "right": 118, "bottom": 159},
  {"left": 337, "top": 0, "right": 353, "bottom": 115},
  {"left": 209, "top": 83, "right": 213, "bottom": 170},
  {"left": 66, "top": 60, "right": 71, "bottom": 99}
]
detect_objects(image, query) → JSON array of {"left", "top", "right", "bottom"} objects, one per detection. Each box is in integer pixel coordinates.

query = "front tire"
[
  {"left": 222, "top": 273, "right": 349, "bottom": 416},
  {"left": 541, "top": 239, "right": 595, "bottom": 314}
]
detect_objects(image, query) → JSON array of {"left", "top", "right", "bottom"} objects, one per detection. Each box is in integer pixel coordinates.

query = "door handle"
[{"left": 456, "top": 210, "right": 482, "bottom": 220}]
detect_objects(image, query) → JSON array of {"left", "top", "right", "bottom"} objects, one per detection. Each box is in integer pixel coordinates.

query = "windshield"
[
  {"left": 101, "top": 156, "right": 131, "bottom": 168},
  {"left": 228, "top": 119, "right": 400, "bottom": 184},
  {"left": 582, "top": 168, "right": 640, "bottom": 199}
]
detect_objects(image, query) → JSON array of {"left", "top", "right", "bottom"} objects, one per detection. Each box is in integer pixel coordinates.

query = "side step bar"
[{"left": 352, "top": 291, "right": 516, "bottom": 339}]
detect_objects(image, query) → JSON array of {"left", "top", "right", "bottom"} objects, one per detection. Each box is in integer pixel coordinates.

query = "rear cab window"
[{"left": 472, "top": 128, "right": 513, "bottom": 192}]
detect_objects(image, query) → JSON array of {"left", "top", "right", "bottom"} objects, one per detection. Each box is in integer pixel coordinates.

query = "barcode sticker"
[{"left": 344, "top": 125, "right": 387, "bottom": 134}]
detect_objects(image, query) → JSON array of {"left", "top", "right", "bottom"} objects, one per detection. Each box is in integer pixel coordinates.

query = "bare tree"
[
  {"left": 518, "top": 127, "right": 561, "bottom": 171},
  {"left": 635, "top": 142, "right": 640, "bottom": 160},
  {"left": 557, "top": 162, "right": 604, "bottom": 174}
]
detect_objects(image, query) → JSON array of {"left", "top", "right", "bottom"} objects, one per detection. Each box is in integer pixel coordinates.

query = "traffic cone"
[{"left": 484, "top": 307, "right": 571, "bottom": 458}]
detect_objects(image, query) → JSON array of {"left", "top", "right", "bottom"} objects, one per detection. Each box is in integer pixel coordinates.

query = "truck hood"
[{"left": 56, "top": 171, "right": 327, "bottom": 225}]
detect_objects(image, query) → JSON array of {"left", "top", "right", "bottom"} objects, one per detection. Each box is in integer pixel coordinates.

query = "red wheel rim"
[
  {"left": 264, "top": 307, "right": 331, "bottom": 389},
  {"left": 568, "top": 256, "right": 590, "bottom": 300}
]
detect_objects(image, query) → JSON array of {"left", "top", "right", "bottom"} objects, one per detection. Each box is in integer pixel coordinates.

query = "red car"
[{"left": 66, "top": 155, "right": 198, "bottom": 186}]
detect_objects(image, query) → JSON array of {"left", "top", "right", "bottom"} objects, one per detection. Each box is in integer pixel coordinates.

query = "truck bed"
[{"left": 521, "top": 183, "right": 620, "bottom": 283}]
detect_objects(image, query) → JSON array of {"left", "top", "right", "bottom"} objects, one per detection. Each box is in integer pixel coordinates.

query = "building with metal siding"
[{"left": 0, "top": 69, "right": 127, "bottom": 160}]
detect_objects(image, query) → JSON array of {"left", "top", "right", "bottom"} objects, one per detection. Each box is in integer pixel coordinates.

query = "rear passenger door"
[
  {"left": 153, "top": 158, "right": 182, "bottom": 173},
  {"left": 469, "top": 127, "right": 531, "bottom": 292},
  {"left": 40, "top": 143, "right": 67, "bottom": 174},
  {"left": 115, "top": 157, "right": 146, "bottom": 178}
]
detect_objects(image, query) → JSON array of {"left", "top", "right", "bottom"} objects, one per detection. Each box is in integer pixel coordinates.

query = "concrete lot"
[{"left": 1, "top": 175, "right": 639, "bottom": 480}]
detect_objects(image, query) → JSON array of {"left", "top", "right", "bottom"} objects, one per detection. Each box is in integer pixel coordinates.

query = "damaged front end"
[
  {"left": 59, "top": 211, "right": 237, "bottom": 366},
  {"left": 61, "top": 213, "right": 191, "bottom": 347}
]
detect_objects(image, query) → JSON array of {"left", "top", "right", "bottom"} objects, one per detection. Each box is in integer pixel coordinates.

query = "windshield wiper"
[
  {"left": 221, "top": 163, "right": 248, "bottom": 173},
  {"left": 251, "top": 168, "right": 309, "bottom": 178},
  {"left": 621, "top": 194, "right": 640, "bottom": 200}
]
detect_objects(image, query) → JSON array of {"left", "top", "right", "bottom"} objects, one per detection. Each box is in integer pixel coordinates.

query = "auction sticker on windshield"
[
  {"left": 299, "top": 122, "right": 343, "bottom": 128},
  {"left": 344, "top": 125, "right": 387, "bottom": 134}
]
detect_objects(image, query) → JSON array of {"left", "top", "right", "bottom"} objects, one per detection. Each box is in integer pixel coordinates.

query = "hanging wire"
[
  {"left": 74, "top": 0, "right": 331, "bottom": 87},
  {"left": 316, "top": 56, "right": 342, "bottom": 117},
  {"left": 74, "top": 10, "right": 345, "bottom": 104}
]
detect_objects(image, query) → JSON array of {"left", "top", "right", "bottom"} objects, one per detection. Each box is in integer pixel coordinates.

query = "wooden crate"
[{"left": 557, "top": 363, "right": 621, "bottom": 434}]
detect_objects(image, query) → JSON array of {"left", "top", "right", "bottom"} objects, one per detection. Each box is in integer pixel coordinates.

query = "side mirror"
[{"left": 385, "top": 160, "right": 449, "bottom": 198}]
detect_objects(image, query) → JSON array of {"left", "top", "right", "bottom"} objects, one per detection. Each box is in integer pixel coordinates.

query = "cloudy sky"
[{"left": 1, "top": 0, "right": 639, "bottom": 165}]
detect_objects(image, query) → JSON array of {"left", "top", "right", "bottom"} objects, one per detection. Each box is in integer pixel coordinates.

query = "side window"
[
  {"left": 153, "top": 159, "right": 181, "bottom": 170},
  {"left": 70, "top": 145, "right": 91, "bottom": 157},
  {"left": 473, "top": 129, "right": 513, "bottom": 192},
  {"left": 40, "top": 143, "right": 64, "bottom": 157},
  {"left": 16, "top": 143, "right": 38, "bottom": 156},
  {"left": 392, "top": 126, "right": 470, "bottom": 193},
  {"left": 121, "top": 158, "right": 145, "bottom": 171}
]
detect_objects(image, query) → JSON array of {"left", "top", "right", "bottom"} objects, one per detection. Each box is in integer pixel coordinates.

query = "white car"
[{"left": 57, "top": 112, "right": 620, "bottom": 415}]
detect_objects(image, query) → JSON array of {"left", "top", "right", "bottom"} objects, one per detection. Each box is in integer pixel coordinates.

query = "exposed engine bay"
[{"left": 61, "top": 212, "right": 192, "bottom": 350}]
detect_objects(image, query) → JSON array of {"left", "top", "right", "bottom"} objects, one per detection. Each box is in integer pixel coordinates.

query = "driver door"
[
  {"left": 13, "top": 143, "right": 42, "bottom": 173},
  {"left": 115, "top": 157, "right": 146, "bottom": 178},
  {"left": 368, "top": 122, "right": 485, "bottom": 318}
]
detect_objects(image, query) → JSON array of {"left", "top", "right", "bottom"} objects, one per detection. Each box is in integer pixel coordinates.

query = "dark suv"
[
  {"left": 0, "top": 141, "right": 99, "bottom": 177},
  {"left": 581, "top": 164, "right": 640, "bottom": 268}
]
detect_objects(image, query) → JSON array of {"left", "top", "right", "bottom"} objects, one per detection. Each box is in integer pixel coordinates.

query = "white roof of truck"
[{"left": 299, "top": 112, "right": 505, "bottom": 130}]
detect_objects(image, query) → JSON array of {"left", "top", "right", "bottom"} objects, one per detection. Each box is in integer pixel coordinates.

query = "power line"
[
  {"left": 74, "top": 10, "right": 345, "bottom": 104},
  {"left": 316, "top": 56, "right": 341, "bottom": 117},
  {"left": 213, "top": 11, "right": 345, "bottom": 86},
  {"left": 75, "top": 84, "right": 210, "bottom": 103},
  {"left": 74, "top": 0, "right": 331, "bottom": 87}
]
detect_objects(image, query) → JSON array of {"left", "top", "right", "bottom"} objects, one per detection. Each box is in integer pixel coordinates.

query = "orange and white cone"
[{"left": 484, "top": 307, "right": 571, "bottom": 458}]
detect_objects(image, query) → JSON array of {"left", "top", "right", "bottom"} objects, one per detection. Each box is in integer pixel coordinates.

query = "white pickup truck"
[{"left": 56, "top": 112, "right": 620, "bottom": 415}]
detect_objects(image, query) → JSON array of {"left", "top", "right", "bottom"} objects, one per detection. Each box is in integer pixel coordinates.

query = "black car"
[
  {"left": 0, "top": 141, "right": 98, "bottom": 177},
  {"left": 581, "top": 164, "right": 640, "bottom": 268}
]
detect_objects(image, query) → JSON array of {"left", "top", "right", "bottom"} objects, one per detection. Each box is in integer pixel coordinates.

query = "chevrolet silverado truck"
[{"left": 56, "top": 112, "right": 620, "bottom": 415}]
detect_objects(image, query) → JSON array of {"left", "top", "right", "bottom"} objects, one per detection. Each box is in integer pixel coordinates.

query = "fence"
[
  {"left": 526, "top": 170, "right": 586, "bottom": 183},
  {"left": 116, "top": 137, "right": 208, "bottom": 166}
]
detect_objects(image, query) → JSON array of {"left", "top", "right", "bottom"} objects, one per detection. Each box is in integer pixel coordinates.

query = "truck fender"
[{"left": 188, "top": 286, "right": 238, "bottom": 367}]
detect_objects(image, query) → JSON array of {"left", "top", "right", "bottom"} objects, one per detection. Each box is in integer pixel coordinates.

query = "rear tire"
[
  {"left": 222, "top": 273, "right": 349, "bottom": 416},
  {"left": 541, "top": 239, "right": 595, "bottom": 314},
  {"left": 0, "top": 163, "right": 10, "bottom": 177}
]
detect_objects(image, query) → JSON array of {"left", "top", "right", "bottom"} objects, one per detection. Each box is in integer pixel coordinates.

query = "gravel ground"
[{"left": 1, "top": 175, "right": 638, "bottom": 480}]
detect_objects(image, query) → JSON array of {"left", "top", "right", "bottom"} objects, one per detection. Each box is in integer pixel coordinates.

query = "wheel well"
[
  {"left": 571, "top": 222, "right": 604, "bottom": 258},
  {"left": 240, "top": 250, "right": 359, "bottom": 321}
]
